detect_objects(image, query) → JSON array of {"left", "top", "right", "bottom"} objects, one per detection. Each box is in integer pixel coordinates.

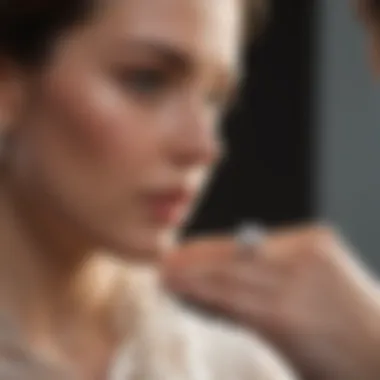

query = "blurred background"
[{"left": 186, "top": 0, "right": 380, "bottom": 274}]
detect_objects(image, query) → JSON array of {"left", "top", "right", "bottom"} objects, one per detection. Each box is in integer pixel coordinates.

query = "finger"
[
  {"left": 162, "top": 234, "right": 251, "bottom": 282},
  {"left": 221, "top": 263, "right": 286, "bottom": 295},
  {"left": 210, "top": 261, "right": 284, "bottom": 293},
  {"left": 165, "top": 253, "right": 284, "bottom": 293},
  {"left": 163, "top": 224, "right": 335, "bottom": 283},
  {"left": 169, "top": 258, "right": 284, "bottom": 312},
  {"left": 173, "top": 276, "right": 274, "bottom": 327},
  {"left": 164, "top": 225, "right": 314, "bottom": 273},
  {"left": 256, "top": 225, "right": 334, "bottom": 270},
  {"left": 163, "top": 236, "right": 292, "bottom": 290}
]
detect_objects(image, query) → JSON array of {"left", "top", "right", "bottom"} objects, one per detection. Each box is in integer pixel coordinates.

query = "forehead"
[{"left": 89, "top": 0, "right": 242, "bottom": 71}]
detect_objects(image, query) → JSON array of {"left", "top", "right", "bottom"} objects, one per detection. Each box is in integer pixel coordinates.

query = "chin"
[{"left": 98, "top": 225, "right": 179, "bottom": 264}]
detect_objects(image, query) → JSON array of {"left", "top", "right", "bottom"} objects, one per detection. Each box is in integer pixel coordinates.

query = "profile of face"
[{"left": 2, "top": 0, "right": 242, "bottom": 259}]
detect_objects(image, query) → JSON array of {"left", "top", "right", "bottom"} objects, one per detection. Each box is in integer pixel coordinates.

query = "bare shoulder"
[{"left": 176, "top": 306, "right": 299, "bottom": 380}]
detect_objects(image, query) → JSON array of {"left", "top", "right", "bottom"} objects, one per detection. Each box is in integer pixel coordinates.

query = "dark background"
[{"left": 187, "top": 0, "right": 316, "bottom": 236}]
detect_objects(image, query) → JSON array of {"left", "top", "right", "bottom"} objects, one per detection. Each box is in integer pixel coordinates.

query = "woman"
[
  {"left": 165, "top": 1, "right": 380, "bottom": 380},
  {"left": 0, "top": 0, "right": 297, "bottom": 379}
]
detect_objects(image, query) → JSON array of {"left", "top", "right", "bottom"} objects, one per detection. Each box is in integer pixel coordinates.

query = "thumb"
[{"left": 161, "top": 234, "right": 236, "bottom": 279}]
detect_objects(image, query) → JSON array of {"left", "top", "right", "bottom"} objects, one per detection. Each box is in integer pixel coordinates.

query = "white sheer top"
[
  {"left": 107, "top": 267, "right": 298, "bottom": 380},
  {"left": 0, "top": 265, "right": 298, "bottom": 380}
]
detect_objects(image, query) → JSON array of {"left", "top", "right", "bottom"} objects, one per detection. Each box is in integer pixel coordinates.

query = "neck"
[
  {"left": 0, "top": 166, "right": 161, "bottom": 378},
  {"left": 0, "top": 168, "right": 123, "bottom": 345}
]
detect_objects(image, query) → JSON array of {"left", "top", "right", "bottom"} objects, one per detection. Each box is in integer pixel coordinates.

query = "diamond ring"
[{"left": 235, "top": 222, "right": 266, "bottom": 258}]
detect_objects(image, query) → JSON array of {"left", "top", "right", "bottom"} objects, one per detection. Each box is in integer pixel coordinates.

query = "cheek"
[{"left": 44, "top": 71, "right": 158, "bottom": 175}]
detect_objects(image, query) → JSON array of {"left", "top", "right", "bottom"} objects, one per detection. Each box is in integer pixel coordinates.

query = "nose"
[{"left": 166, "top": 98, "right": 223, "bottom": 168}]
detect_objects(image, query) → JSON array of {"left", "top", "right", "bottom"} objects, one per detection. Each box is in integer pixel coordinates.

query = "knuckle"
[
  {"left": 310, "top": 224, "right": 335, "bottom": 239},
  {"left": 312, "top": 228, "right": 333, "bottom": 246},
  {"left": 268, "top": 224, "right": 341, "bottom": 264},
  {"left": 302, "top": 226, "right": 337, "bottom": 259}
]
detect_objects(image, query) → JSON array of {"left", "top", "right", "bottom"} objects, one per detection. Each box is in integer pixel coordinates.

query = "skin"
[
  {"left": 3, "top": 0, "right": 378, "bottom": 379},
  {"left": 0, "top": 0, "right": 242, "bottom": 377},
  {"left": 165, "top": 227, "right": 380, "bottom": 380},
  {"left": 164, "top": 5, "right": 380, "bottom": 380}
]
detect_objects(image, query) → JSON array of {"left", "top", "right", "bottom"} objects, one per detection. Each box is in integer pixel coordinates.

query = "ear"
[{"left": 0, "top": 59, "right": 26, "bottom": 134}]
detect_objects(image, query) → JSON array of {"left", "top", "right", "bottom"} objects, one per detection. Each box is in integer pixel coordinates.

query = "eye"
[{"left": 117, "top": 67, "right": 169, "bottom": 95}]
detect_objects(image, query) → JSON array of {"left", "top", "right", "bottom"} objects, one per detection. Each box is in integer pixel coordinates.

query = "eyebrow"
[
  {"left": 114, "top": 38, "right": 242, "bottom": 106},
  {"left": 116, "top": 39, "right": 195, "bottom": 74},
  {"left": 117, "top": 38, "right": 239, "bottom": 79}
]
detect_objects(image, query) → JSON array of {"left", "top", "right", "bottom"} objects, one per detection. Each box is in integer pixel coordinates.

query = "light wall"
[{"left": 316, "top": 0, "right": 380, "bottom": 272}]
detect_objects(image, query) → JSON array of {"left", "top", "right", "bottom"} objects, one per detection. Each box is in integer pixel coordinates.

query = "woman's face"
[{"left": 7, "top": 0, "right": 242, "bottom": 258}]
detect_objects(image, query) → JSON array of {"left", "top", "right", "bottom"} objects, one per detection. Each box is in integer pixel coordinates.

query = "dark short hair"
[
  {"left": 366, "top": 0, "right": 380, "bottom": 10},
  {"left": 0, "top": 0, "right": 267, "bottom": 67},
  {"left": 0, "top": 0, "right": 96, "bottom": 66},
  {"left": 358, "top": 0, "right": 380, "bottom": 22}
]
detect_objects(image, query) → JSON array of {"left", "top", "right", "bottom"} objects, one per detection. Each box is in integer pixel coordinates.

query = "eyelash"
[
  {"left": 117, "top": 68, "right": 170, "bottom": 96},
  {"left": 115, "top": 67, "right": 230, "bottom": 109}
]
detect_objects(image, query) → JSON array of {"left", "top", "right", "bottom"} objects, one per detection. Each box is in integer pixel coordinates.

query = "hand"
[{"left": 163, "top": 225, "right": 380, "bottom": 380}]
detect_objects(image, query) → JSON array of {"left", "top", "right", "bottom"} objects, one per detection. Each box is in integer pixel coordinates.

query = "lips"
[{"left": 142, "top": 188, "right": 195, "bottom": 225}]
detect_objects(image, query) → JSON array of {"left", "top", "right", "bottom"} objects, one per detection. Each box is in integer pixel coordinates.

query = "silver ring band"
[{"left": 235, "top": 222, "right": 266, "bottom": 257}]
